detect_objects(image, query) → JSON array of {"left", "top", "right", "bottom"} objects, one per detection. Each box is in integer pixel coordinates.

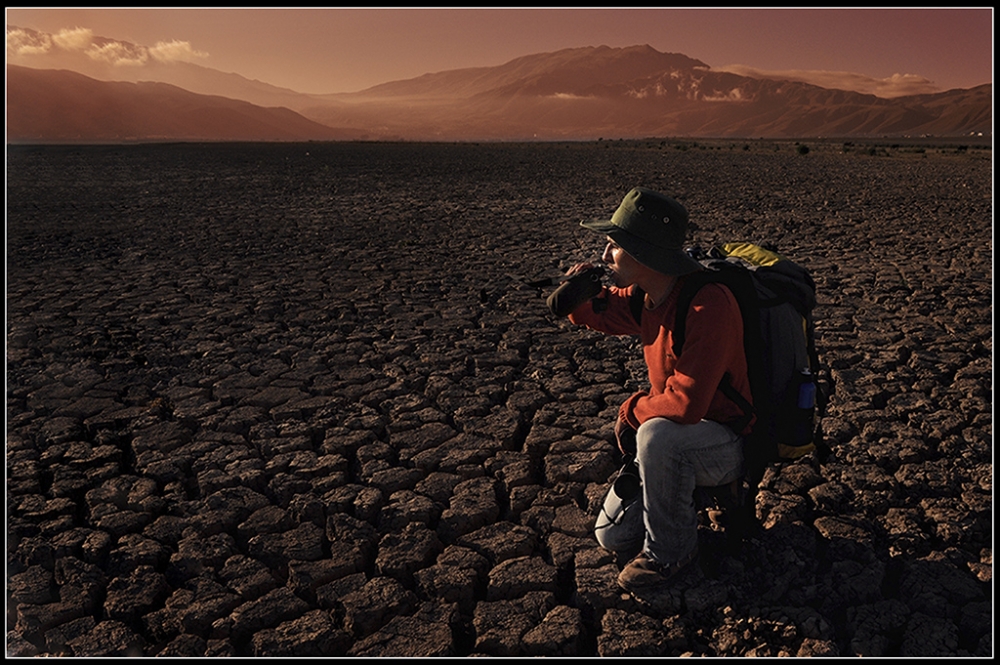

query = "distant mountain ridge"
[
  {"left": 349, "top": 45, "right": 711, "bottom": 99},
  {"left": 6, "top": 65, "right": 354, "bottom": 143},
  {"left": 5, "top": 41, "right": 991, "bottom": 143}
]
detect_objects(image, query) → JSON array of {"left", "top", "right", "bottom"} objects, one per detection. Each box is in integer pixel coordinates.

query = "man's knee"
[
  {"left": 636, "top": 416, "right": 682, "bottom": 436},
  {"left": 635, "top": 417, "right": 684, "bottom": 460},
  {"left": 636, "top": 417, "right": 736, "bottom": 455}
]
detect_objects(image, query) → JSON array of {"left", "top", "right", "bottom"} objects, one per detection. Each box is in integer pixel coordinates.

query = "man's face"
[{"left": 602, "top": 238, "right": 642, "bottom": 287}]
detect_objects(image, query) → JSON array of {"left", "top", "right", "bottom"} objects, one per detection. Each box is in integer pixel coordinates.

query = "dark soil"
[{"left": 6, "top": 139, "right": 992, "bottom": 657}]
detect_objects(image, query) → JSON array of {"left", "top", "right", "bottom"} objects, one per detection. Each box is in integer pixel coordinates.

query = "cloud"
[
  {"left": 715, "top": 64, "right": 941, "bottom": 99},
  {"left": 86, "top": 40, "right": 149, "bottom": 67},
  {"left": 149, "top": 39, "right": 208, "bottom": 63},
  {"left": 549, "top": 92, "right": 593, "bottom": 100},
  {"left": 702, "top": 87, "right": 748, "bottom": 103},
  {"left": 6, "top": 27, "right": 53, "bottom": 56},
  {"left": 52, "top": 27, "right": 93, "bottom": 51},
  {"left": 7, "top": 25, "right": 207, "bottom": 68}
]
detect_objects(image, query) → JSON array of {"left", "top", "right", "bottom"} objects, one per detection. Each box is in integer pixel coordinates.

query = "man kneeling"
[{"left": 547, "top": 187, "right": 751, "bottom": 594}]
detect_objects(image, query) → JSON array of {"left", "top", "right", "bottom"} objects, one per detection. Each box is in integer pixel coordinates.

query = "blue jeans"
[{"left": 595, "top": 417, "right": 744, "bottom": 564}]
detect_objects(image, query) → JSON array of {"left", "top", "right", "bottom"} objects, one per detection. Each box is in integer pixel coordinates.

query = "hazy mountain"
[
  {"left": 344, "top": 44, "right": 711, "bottom": 99},
  {"left": 6, "top": 42, "right": 991, "bottom": 143},
  {"left": 303, "top": 45, "right": 989, "bottom": 140},
  {"left": 6, "top": 65, "right": 354, "bottom": 143}
]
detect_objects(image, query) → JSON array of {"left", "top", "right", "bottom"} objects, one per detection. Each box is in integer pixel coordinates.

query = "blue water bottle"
[
  {"left": 797, "top": 368, "right": 816, "bottom": 409},
  {"left": 795, "top": 369, "right": 816, "bottom": 445}
]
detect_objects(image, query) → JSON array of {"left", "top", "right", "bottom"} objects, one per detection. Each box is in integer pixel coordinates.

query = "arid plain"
[{"left": 6, "top": 139, "right": 992, "bottom": 656}]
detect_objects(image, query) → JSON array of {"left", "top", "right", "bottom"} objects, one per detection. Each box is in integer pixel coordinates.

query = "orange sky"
[{"left": 5, "top": 7, "right": 994, "bottom": 97}]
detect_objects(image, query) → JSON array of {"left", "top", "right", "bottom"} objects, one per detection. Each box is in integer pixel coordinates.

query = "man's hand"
[
  {"left": 565, "top": 262, "right": 596, "bottom": 277},
  {"left": 546, "top": 264, "right": 605, "bottom": 317},
  {"left": 615, "top": 417, "right": 638, "bottom": 455}
]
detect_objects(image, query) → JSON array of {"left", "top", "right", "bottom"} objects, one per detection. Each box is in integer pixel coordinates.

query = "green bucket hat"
[{"left": 581, "top": 187, "right": 701, "bottom": 276}]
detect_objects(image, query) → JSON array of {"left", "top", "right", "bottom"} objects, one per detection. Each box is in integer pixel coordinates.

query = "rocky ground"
[{"left": 6, "top": 139, "right": 992, "bottom": 657}]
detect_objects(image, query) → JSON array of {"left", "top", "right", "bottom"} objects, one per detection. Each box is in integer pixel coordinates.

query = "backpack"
[{"left": 628, "top": 241, "right": 835, "bottom": 543}]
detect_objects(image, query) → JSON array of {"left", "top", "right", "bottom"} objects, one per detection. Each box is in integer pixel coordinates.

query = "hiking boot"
[{"left": 617, "top": 548, "right": 698, "bottom": 593}]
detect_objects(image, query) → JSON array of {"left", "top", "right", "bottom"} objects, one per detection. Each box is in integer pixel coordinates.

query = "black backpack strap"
[
  {"left": 718, "top": 373, "right": 754, "bottom": 434},
  {"left": 672, "top": 268, "right": 758, "bottom": 356},
  {"left": 673, "top": 266, "right": 765, "bottom": 437},
  {"left": 671, "top": 271, "right": 718, "bottom": 357}
]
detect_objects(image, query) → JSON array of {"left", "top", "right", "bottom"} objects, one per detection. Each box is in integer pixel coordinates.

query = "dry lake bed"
[{"left": 5, "top": 138, "right": 992, "bottom": 656}]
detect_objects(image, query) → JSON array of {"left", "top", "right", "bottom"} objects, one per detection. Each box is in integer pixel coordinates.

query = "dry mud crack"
[{"left": 6, "top": 140, "right": 992, "bottom": 657}]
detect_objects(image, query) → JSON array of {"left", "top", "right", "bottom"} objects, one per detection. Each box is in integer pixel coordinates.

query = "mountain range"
[{"left": 5, "top": 42, "right": 992, "bottom": 143}]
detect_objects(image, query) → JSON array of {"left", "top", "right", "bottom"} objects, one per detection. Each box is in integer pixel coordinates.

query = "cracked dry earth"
[{"left": 6, "top": 140, "right": 992, "bottom": 657}]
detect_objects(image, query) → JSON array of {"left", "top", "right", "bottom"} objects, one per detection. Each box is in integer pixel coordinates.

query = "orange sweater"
[{"left": 568, "top": 276, "right": 753, "bottom": 434}]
